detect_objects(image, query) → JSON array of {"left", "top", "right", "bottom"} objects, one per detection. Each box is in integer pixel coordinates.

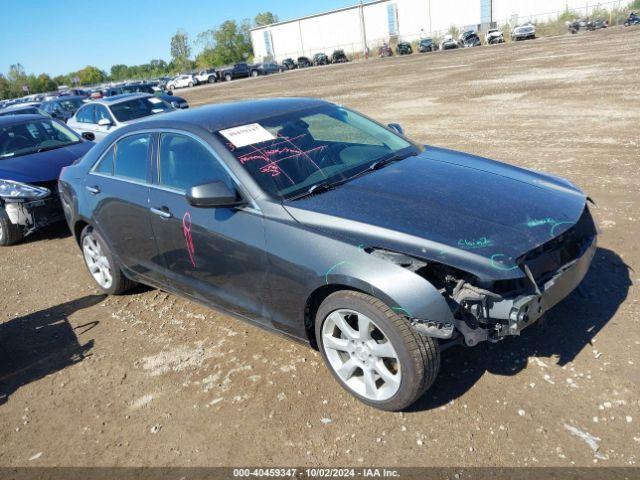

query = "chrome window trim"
[
  {"left": 88, "top": 130, "right": 154, "bottom": 185},
  {"left": 88, "top": 127, "right": 261, "bottom": 214}
]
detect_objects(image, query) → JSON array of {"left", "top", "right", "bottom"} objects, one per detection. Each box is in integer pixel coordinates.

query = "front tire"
[
  {"left": 315, "top": 291, "right": 440, "bottom": 411},
  {"left": 81, "top": 226, "right": 135, "bottom": 295},
  {"left": 225, "top": 74, "right": 232, "bottom": 82},
  {"left": 0, "top": 207, "right": 23, "bottom": 246}
]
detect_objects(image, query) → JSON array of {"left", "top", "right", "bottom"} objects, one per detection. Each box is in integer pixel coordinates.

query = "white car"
[
  {"left": 194, "top": 69, "right": 218, "bottom": 84},
  {"left": 166, "top": 74, "right": 196, "bottom": 90},
  {"left": 485, "top": 28, "right": 505, "bottom": 44},
  {"left": 67, "top": 94, "right": 173, "bottom": 142},
  {"left": 511, "top": 23, "right": 536, "bottom": 41}
]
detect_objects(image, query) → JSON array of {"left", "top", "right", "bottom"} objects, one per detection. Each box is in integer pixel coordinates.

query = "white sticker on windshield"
[
  {"left": 151, "top": 108, "right": 164, "bottom": 114},
  {"left": 219, "top": 123, "right": 275, "bottom": 148},
  {"left": 148, "top": 97, "right": 163, "bottom": 104}
]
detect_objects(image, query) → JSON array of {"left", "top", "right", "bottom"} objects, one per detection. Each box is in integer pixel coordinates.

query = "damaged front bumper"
[
  {"left": 2, "top": 194, "right": 64, "bottom": 237},
  {"left": 411, "top": 236, "right": 597, "bottom": 346}
]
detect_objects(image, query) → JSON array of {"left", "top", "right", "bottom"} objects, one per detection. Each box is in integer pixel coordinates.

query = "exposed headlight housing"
[{"left": 0, "top": 179, "right": 50, "bottom": 200}]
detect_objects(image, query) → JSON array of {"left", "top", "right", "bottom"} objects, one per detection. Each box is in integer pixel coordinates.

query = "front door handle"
[
  {"left": 150, "top": 207, "right": 172, "bottom": 219},
  {"left": 85, "top": 185, "right": 100, "bottom": 195}
]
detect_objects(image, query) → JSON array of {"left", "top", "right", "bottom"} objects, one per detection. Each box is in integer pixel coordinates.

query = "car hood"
[
  {"left": 0, "top": 141, "right": 93, "bottom": 184},
  {"left": 283, "top": 146, "right": 587, "bottom": 280}
]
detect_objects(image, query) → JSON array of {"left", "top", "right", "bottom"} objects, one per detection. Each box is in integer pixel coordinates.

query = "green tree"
[
  {"left": 76, "top": 65, "right": 106, "bottom": 85},
  {"left": 211, "top": 20, "right": 253, "bottom": 65},
  {"left": 254, "top": 11, "right": 278, "bottom": 26},
  {"left": 170, "top": 29, "right": 192, "bottom": 72}
]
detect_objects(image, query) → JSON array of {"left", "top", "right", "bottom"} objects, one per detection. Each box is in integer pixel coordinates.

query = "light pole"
[{"left": 359, "top": 0, "right": 368, "bottom": 58}]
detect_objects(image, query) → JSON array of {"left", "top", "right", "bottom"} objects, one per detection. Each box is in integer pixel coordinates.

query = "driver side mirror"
[
  {"left": 98, "top": 118, "right": 113, "bottom": 127},
  {"left": 387, "top": 123, "right": 405, "bottom": 135},
  {"left": 81, "top": 132, "right": 95, "bottom": 141},
  {"left": 186, "top": 181, "right": 247, "bottom": 208}
]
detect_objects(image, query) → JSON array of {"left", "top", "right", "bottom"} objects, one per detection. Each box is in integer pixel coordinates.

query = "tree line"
[{"left": 0, "top": 11, "right": 278, "bottom": 100}]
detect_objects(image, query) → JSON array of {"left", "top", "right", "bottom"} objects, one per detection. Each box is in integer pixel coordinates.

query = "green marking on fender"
[
  {"left": 490, "top": 253, "right": 519, "bottom": 271},
  {"left": 324, "top": 261, "right": 348, "bottom": 285},
  {"left": 392, "top": 306, "right": 413, "bottom": 318}
]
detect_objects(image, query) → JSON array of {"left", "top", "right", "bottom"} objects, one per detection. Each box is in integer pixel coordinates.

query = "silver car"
[{"left": 67, "top": 93, "right": 173, "bottom": 142}]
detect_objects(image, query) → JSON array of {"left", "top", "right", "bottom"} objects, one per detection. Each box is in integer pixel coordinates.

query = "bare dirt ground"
[{"left": 1, "top": 27, "right": 639, "bottom": 468}]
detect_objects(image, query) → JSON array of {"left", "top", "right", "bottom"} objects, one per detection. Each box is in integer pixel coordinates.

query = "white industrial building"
[{"left": 251, "top": 0, "right": 628, "bottom": 61}]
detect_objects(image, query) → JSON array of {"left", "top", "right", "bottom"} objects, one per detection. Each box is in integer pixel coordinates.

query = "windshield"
[
  {"left": 0, "top": 118, "right": 81, "bottom": 159},
  {"left": 54, "top": 98, "right": 83, "bottom": 111},
  {"left": 110, "top": 97, "right": 172, "bottom": 122},
  {"left": 0, "top": 107, "right": 42, "bottom": 116},
  {"left": 216, "top": 105, "right": 420, "bottom": 199}
]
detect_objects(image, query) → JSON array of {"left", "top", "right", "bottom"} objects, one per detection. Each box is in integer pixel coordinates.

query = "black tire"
[
  {"left": 0, "top": 206, "right": 23, "bottom": 246},
  {"left": 80, "top": 225, "right": 135, "bottom": 295},
  {"left": 251, "top": 70, "right": 259, "bottom": 77},
  {"left": 315, "top": 291, "right": 440, "bottom": 411},
  {"left": 225, "top": 74, "right": 232, "bottom": 82},
  {"left": 208, "top": 76, "right": 216, "bottom": 84}
]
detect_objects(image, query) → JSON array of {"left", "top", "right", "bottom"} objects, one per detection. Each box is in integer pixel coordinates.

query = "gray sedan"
[{"left": 67, "top": 94, "right": 173, "bottom": 142}]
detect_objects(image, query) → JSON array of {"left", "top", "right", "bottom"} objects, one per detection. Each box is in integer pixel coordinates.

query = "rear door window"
[{"left": 113, "top": 134, "right": 151, "bottom": 182}]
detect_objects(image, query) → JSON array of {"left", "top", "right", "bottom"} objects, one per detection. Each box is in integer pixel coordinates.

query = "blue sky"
[{"left": 0, "top": 0, "right": 353, "bottom": 76}]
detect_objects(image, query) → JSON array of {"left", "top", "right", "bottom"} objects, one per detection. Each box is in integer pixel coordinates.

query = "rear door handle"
[
  {"left": 85, "top": 185, "right": 100, "bottom": 195},
  {"left": 150, "top": 207, "right": 172, "bottom": 219}
]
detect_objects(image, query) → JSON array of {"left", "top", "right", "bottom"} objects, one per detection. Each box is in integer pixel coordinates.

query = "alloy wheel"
[
  {"left": 82, "top": 233, "right": 113, "bottom": 289},
  {"left": 322, "top": 309, "right": 401, "bottom": 401}
]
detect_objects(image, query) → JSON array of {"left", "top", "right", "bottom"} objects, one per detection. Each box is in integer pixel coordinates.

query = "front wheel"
[
  {"left": 225, "top": 74, "right": 232, "bottom": 81},
  {"left": 316, "top": 291, "right": 440, "bottom": 411},
  {"left": 0, "top": 207, "right": 23, "bottom": 246},
  {"left": 188, "top": 82, "right": 193, "bottom": 88},
  {"left": 251, "top": 70, "right": 259, "bottom": 77},
  {"left": 81, "top": 226, "right": 135, "bottom": 295}
]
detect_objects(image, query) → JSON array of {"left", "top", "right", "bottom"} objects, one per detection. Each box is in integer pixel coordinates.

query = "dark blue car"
[
  {"left": 59, "top": 98, "right": 597, "bottom": 410},
  {"left": 0, "top": 115, "right": 93, "bottom": 245}
]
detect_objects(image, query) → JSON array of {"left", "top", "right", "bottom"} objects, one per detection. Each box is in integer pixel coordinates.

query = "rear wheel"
[
  {"left": 316, "top": 291, "right": 440, "bottom": 411},
  {"left": 208, "top": 76, "right": 216, "bottom": 83},
  {"left": 188, "top": 82, "right": 193, "bottom": 88},
  {"left": 251, "top": 70, "right": 259, "bottom": 77},
  {"left": 0, "top": 207, "right": 23, "bottom": 246},
  {"left": 81, "top": 226, "right": 135, "bottom": 295}
]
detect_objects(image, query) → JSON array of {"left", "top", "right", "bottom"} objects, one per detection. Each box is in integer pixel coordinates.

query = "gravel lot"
[{"left": 1, "top": 26, "right": 639, "bottom": 467}]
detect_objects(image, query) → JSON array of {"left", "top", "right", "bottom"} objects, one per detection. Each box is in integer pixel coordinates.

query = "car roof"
[
  {"left": 43, "top": 96, "right": 85, "bottom": 103},
  {"left": 93, "top": 93, "right": 151, "bottom": 105},
  {"left": 121, "top": 97, "right": 331, "bottom": 133},
  {"left": 0, "top": 113, "right": 49, "bottom": 126}
]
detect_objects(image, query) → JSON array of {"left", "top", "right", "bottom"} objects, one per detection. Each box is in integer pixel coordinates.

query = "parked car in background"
[
  {"left": 282, "top": 58, "right": 296, "bottom": 70},
  {"left": 331, "top": 50, "right": 349, "bottom": 63},
  {"left": 250, "top": 62, "right": 282, "bottom": 76},
  {"left": 105, "top": 84, "right": 189, "bottom": 109},
  {"left": 195, "top": 68, "right": 218, "bottom": 84},
  {"left": 511, "top": 23, "right": 536, "bottom": 41},
  {"left": 40, "top": 96, "right": 86, "bottom": 123},
  {"left": 485, "top": 28, "right": 505, "bottom": 44},
  {"left": 220, "top": 62, "right": 252, "bottom": 81},
  {"left": 67, "top": 94, "right": 173, "bottom": 142},
  {"left": 378, "top": 44, "right": 393, "bottom": 57},
  {"left": 313, "top": 53, "right": 330, "bottom": 66},
  {"left": 396, "top": 41, "right": 413, "bottom": 55},
  {"left": 418, "top": 38, "right": 438, "bottom": 52},
  {"left": 0, "top": 104, "right": 50, "bottom": 118},
  {"left": 296, "top": 56, "right": 312, "bottom": 68},
  {"left": 440, "top": 34, "right": 459, "bottom": 50},
  {"left": 167, "top": 74, "right": 196, "bottom": 90},
  {"left": 625, "top": 12, "right": 639, "bottom": 25},
  {"left": 0, "top": 115, "right": 93, "bottom": 245},
  {"left": 459, "top": 30, "right": 481, "bottom": 47},
  {"left": 59, "top": 97, "right": 597, "bottom": 411}
]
